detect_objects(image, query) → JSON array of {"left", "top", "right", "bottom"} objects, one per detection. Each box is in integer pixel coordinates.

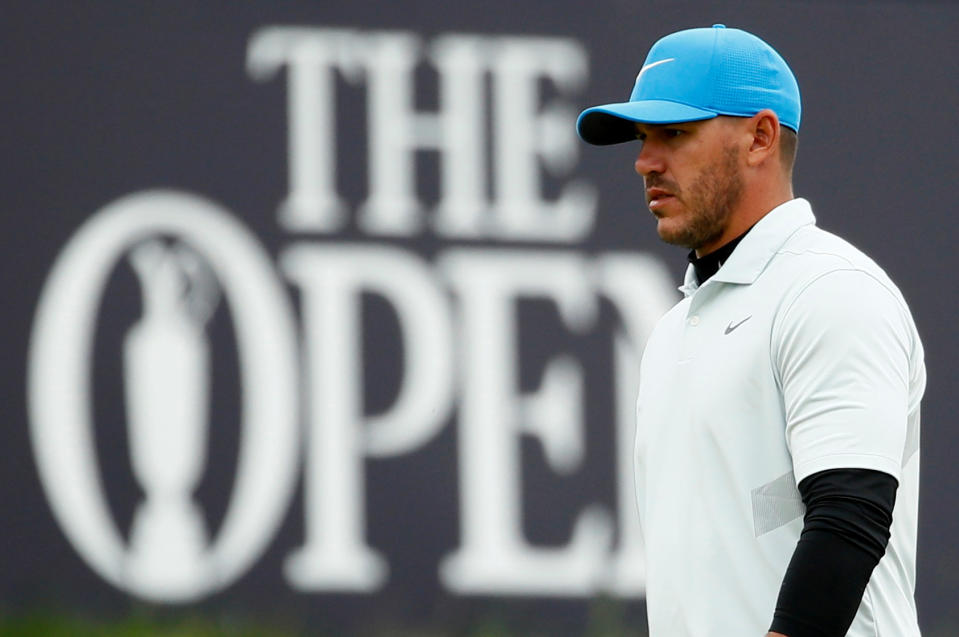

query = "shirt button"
[{"left": 689, "top": 315, "right": 700, "bottom": 326}]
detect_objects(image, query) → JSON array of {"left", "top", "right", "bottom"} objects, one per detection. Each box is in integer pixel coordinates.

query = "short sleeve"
[{"left": 773, "top": 269, "right": 911, "bottom": 483}]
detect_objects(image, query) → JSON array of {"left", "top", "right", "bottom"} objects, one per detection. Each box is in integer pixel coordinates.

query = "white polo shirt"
[{"left": 635, "top": 198, "right": 925, "bottom": 637}]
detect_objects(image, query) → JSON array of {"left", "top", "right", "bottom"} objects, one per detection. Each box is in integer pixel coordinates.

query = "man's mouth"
[{"left": 646, "top": 188, "right": 675, "bottom": 210}]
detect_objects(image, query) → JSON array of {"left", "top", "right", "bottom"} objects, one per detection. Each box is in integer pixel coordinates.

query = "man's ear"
[{"left": 745, "top": 109, "right": 780, "bottom": 167}]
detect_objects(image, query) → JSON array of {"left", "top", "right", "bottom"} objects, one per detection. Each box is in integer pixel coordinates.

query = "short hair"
[{"left": 780, "top": 126, "right": 799, "bottom": 175}]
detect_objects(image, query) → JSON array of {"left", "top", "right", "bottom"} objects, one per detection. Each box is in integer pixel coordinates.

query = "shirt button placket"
[{"left": 680, "top": 314, "right": 701, "bottom": 362}]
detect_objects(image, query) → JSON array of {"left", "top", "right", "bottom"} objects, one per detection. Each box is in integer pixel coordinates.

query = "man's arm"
[
  {"left": 767, "top": 468, "right": 897, "bottom": 636},
  {"left": 771, "top": 270, "right": 914, "bottom": 635}
]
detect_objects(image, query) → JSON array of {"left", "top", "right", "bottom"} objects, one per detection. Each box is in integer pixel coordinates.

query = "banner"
[{"left": 4, "top": 2, "right": 957, "bottom": 634}]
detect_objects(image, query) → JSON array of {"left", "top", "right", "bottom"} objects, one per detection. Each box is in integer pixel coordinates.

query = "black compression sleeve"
[{"left": 769, "top": 468, "right": 898, "bottom": 637}]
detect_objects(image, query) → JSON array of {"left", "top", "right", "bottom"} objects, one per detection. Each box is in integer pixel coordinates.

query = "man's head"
[{"left": 577, "top": 25, "right": 801, "bottom": 254}]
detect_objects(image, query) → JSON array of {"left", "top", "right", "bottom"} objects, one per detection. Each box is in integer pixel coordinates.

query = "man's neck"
[
  {"left": 696, "top": 188, "right": 793, "bottom": 258},
  {"left": 689, "top": 227, "right": 752, "bottom": 284}
]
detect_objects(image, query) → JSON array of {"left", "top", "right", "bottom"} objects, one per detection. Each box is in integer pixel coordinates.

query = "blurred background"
[{"left": 3, "top": 1, "right": 957, "bottom": 635}]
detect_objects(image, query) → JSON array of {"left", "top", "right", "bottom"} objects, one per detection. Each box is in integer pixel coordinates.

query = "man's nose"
[{"left": 634, "top": 142, "right": 664, "bottom": 176}]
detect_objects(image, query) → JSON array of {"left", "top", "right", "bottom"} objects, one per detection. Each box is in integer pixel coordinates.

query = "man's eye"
[{"left": 665, "top": 128, "right": 684, "bottom": 138}]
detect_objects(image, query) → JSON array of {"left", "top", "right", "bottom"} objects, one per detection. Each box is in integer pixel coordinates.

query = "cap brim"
[{"left": 576, "top": 100, "right": 718, "bottom": 145}]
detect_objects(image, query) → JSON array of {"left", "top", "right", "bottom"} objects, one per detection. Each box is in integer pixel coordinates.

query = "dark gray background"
[{"left": 3, "top": 1, "right": 956, "bottom": 634}]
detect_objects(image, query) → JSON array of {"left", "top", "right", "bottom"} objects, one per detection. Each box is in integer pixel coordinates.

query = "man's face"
[{"left": 634, "top": 117, "right": 745, "bottom": 253}]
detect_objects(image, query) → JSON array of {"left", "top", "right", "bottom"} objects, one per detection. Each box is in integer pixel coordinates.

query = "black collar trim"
[{"left": 687, "top": 227, "right": 753, "bottom": 285}]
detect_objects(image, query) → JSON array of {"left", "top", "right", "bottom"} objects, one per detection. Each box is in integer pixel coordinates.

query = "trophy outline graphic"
[
  {"left": 28, "top": 190, "right": 300, "bottom": 602},
  {"left": 123, "top": 239, "right": 220, "bottom": 594}
]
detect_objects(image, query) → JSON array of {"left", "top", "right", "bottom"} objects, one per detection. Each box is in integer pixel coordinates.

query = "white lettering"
[
  {"left": 248, "top": 28, "right": 362, "bottom": 232},
  {"left": 250, "top": 28, "right": 593, "bottom": 242},
  {"left": 438, "top": 249, "right": 612, "bottom": 595},
  {"left": 282, "top": 243, "right": 454, "bottom": 591},
  {"left": 356, "top": 32, "right": 429, "bottom": 235},
  {"left": 490, "top": 38, "right": 597, "bottom": 241},
  {"left": 595, "top": 254, "right": 678, "bottom": 594},
  {"left": 28, "top": 190, "right": 300, "bottom": 601},
  {"left": 429, "top": 35, "right": 490, "bottom": 238},
  {"left": 31, "top": 28, "right": 686, "bottom": 605}
]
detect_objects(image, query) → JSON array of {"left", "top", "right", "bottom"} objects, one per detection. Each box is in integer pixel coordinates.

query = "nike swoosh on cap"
[{"left": 635, "top": 58, "right": 676, "bottom": 83}]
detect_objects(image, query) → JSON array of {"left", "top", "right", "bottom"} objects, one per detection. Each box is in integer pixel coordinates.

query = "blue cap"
[{"left": 577, "top": 25, "right": 801, "bottom": 145}]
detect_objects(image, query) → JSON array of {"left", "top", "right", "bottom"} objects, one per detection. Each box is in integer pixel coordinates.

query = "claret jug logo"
[
  {"left": 28, "top": 27, "right": 677, "bottom": 603},
  {"left": 28, "top": 192, "right": 300, "bottom": 601}
]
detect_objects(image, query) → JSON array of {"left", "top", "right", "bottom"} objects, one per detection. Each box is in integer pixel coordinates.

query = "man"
[{"left": 577, "top": 25, "right": 925, "bottom": 636}]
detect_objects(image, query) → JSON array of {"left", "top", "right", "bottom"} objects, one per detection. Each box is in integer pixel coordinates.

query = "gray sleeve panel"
[{"left": 751, "top": 471, "right": 805, "bottom": 537}]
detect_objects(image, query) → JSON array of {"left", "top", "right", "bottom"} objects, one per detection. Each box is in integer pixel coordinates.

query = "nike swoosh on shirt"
[
  {"left": 635, "top": 58, "right": 676, "bottom": 83},
  {"left": 724, "top": 316, "right": 752, "bottom": 335}
]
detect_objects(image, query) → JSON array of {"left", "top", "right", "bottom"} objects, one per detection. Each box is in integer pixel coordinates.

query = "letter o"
[{"left": 28, "top": 190, "right": 300, "bottom": 601}]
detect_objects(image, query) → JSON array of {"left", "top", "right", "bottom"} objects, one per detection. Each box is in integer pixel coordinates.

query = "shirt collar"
[
  {"left": 679, "top": 198, "right": 816, "bottom": 296},
  {"left": 686, "top": 227, "right": 752, "bottom": 285}
]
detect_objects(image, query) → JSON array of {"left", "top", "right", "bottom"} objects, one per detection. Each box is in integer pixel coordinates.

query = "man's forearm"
[{"left": 769, "top": 469, "right": 897, "bottom": 636}]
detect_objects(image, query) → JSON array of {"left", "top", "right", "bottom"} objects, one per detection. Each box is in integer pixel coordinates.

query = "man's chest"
[
  {"left": 641, "top": 283, "right": 783, "bottom": 414},
  {"left": 635, "top": 282, "right": 794, "bottom": 501}
]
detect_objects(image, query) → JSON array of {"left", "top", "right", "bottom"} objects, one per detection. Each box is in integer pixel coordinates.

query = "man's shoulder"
[
  {"left": 778, "top": 223, "right": 876, "bottom": 269},
  {"left": 766, "top": 224, "right": 920, "bottom": 341},
  {"left": 771, "top": 223, "right": 900, "bottom": 296}
]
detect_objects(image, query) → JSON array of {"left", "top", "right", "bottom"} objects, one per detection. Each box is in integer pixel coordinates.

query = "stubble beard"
[{"left": 652, "top": 144, "right": 744, "bottom": 251}]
